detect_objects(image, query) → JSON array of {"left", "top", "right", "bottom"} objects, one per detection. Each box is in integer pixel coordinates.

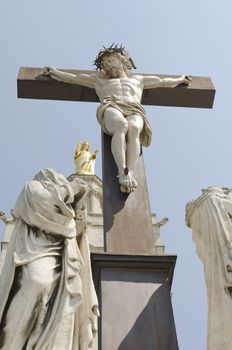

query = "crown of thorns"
[{"left": 94, "top": 44, "right": 136, "bottom": 70}]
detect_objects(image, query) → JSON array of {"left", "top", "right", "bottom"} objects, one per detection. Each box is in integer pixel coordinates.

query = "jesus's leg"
[
  {"left": 126, "top": 115, "right": 144, "bottom": 188},
  {"left": 104, "top": 107, "right": 132, "bottom": 190}
]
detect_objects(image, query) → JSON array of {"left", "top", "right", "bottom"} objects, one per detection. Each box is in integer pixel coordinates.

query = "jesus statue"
[{"left": 45, "top": 45, "right": 191, "bottom": 193}]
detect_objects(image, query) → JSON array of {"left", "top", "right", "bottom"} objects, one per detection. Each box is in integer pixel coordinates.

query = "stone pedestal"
[{"left": 92, "top": 253, "right": 179, "bottom": 350}]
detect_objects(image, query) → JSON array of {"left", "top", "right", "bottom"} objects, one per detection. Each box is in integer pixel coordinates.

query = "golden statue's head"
[{"left": 81, "top": 142, "right": 90, "bottom": 151}]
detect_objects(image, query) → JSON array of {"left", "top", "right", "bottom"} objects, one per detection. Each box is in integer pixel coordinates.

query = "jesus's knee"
[
  {"left": 106, "top": 118, "right": 128, "bottom": 134},
  {"left": 104, "top": 108, "right": 128, "bottom": 134},
  {"left": 128, "top": 122, "right": 142, "bottom": 138},
  {"left": 115, "top": 119, "right": 128, "bottom": 134}
]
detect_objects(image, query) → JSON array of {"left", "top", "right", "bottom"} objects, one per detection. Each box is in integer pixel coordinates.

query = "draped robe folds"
[
  {"left": 186, "top": 187, "right": 232, "bottom": 350},
  {"left": 0, "top": 169, "right": 99, "bottom": 350}
]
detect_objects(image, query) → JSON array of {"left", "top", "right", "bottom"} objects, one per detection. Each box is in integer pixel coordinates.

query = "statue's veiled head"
[
  {"left": 94, "top": 44, "right": 136, "bottom": 78},
  {"left": 33, "top": 168, "right": 69, "bottom": 187}
]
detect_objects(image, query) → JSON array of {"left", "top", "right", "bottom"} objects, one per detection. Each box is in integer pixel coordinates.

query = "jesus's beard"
[{"left": 106, "top": 66, "right": 124, "bottom": 78}]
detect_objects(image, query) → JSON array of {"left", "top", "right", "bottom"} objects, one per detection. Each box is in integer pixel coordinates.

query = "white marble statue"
[
  {"left": 0, "top": 169, "right": 99, "bottom": 350},
  {"left": 186, "top": 186, "right": 232, "bottom": 350},
  {"left": 74, "top": 142, "right": 99, "bottom": 175},
  {"left": 44, "top": 45, "right": 191, "bottom": 193}
]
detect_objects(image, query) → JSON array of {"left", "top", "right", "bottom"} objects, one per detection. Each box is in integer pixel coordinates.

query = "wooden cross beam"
[
  {"left": 18, "top": 67, "right": 215, "bottom": 108},
  {"left": 17, "top": 67, "right": 215, "bottom": 255}
]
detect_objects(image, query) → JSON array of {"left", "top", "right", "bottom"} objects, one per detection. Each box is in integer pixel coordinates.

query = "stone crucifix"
[
  {"left": 17, "top": 45, "right": 215, "bottom": 254},
  {"left": 44, "top": 46, "right": 192, "bottom": 193}
]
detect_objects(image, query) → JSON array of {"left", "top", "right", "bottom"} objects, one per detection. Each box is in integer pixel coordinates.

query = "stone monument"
[
  {"left": 16, "top": 45, "right": 215, "bottom": 349},
  {"left": 186, "top": 187, "right": 232, "bottom": 350}
]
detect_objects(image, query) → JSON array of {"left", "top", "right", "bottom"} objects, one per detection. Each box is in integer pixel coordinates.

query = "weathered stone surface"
[{"left": 92, "top": 253, "right": 178, "bottom": 350}]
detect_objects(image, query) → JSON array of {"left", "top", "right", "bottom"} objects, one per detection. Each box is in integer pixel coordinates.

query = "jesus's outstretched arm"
[
  {"left": 44, "top": 67, "right": 96, "bottom": 89},
  {"left": 142, "top": 74, "right": 191, "bottom": 89}
]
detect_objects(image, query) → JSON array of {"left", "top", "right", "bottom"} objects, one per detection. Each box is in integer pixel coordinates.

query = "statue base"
[{"left": 91, "top": 253, "right": 179, "bottom": 350}]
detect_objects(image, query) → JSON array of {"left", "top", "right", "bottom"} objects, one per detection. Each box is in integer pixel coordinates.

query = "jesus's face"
[{"left": 101, "top": 54, "right": 125, "bottom": 78}]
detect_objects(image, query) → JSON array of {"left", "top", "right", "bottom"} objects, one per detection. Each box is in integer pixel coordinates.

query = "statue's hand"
[
  {"left": 182, "top": 75, "right": 192, "bottom": 85},
  {"left": 70, "top": 177, "right": 89, "bottom": 197},
  {"left": 43, "top": 66, "right": 56, "bottom": 76},
  {"left": 91, "top": 149, "right": 99, "bottom": 159},
  {"left": 0, "top": 211, "right": 7, "bottom": 224}
]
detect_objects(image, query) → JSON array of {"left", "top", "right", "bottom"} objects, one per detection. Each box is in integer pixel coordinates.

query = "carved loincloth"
[{"left": 96, "top": 97, "right": 152, "bottom": 147}]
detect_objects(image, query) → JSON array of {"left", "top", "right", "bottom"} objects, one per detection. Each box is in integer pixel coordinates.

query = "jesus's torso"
[{"left": 94, "top": 74, "right": 144, "bottom": 104}]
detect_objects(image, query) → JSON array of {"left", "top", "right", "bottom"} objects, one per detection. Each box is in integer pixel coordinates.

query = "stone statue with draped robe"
[
  {"left": 186, "top": 186, "right": 232, "bottom": 350},
  {"left": 0, "top": 168, "right": 99, "bottom": 350}
]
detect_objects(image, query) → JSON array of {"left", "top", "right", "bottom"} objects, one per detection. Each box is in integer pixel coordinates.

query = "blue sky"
[{"left": 1, "top": 1, "right": 232, "bottom": 349}]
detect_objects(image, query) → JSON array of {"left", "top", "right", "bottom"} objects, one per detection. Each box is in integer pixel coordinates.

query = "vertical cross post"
[{"left": 102, "top": 133, "right": 155, "bottom": 254}]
